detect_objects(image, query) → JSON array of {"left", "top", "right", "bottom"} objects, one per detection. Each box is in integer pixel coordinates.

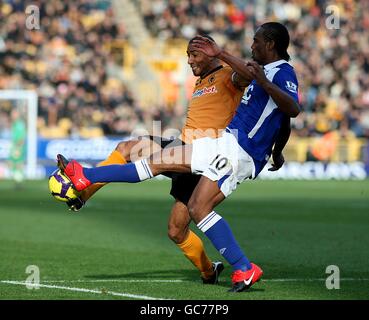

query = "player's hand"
[
  {"left": 246, "top": 61, "right": 269, "bottom": 87},
  {"left": 268, "top": 151, "right": 285, "bottom": 171},
  {"left": 191, "top": 35, "right": 222, "bottom": 58}
]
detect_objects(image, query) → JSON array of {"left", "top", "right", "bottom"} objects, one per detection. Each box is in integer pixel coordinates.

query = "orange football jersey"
[{"left": 181, "top": 65, "right": 244, "bottom": 144}]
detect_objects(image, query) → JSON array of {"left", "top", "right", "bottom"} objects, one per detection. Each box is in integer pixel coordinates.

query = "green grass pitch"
[{"left": 0, "top": 179, "right": 368, "bottom": 300}]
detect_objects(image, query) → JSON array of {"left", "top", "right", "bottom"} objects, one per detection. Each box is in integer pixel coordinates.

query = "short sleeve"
[{"left": 272, "top": 69, "right": 299, "bottom": 103}]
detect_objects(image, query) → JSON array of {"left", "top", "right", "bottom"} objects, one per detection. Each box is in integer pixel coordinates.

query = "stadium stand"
[
  {"left": 0, "top": 0, "right": 368, "bottom": 162},
  {"left": 0, "top": 0, "right": 160, "bottom": 138}
]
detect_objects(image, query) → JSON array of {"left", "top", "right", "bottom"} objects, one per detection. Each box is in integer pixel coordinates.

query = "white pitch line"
[
  {"left": 43, "top": 279, "right": 184, "bottom": 283},
  {"left": 262, "top": 278, "right": 369, "bottom": 282},
  {"left": 44, "top": 278, "right": 369, "bottom": 283},
  {"left": 0, "top": 280, "right": 171, "bottom": 300},
  {"left": 3, "top": 278, "right": 369, "bottom": 284}
]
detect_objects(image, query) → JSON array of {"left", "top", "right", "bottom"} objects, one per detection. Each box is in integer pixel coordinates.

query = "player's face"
[
  {"left": 187, "top": 44, "right": 214, "bottom": 77},
  {"left": 251, "top": 29, "right": 268, "bottom": 65}
]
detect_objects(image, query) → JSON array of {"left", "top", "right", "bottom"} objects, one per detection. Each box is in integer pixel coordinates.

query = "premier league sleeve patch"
[{"left": 285, "top": 81, "right": 297, "bottom": 93}]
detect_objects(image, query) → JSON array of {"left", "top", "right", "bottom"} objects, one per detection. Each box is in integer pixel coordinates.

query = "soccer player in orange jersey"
[{"left": 67, "top": 35, "right": 251, "bottom": 284}]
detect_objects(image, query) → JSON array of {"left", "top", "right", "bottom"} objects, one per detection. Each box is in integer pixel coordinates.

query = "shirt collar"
[
  {"left": 200, "top": 65, "right": 223, "bottom": 80},
  {"left": 263, "top": 59, "right": 290, "bottom": 71}
]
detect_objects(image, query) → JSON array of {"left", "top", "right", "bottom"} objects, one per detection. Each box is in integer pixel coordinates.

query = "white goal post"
[{"left": 0, "top": 90, "right": 38, "bottom": 179}]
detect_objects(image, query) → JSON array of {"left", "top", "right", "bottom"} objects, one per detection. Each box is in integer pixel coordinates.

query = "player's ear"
[{"left": 266, "top": 39, "right": 275, "bottom": 51}]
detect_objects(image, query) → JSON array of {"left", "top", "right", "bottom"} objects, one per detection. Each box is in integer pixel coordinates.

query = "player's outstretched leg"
[
  {"left": 57, "top": 144, "right": 192, "bottom": 190},
  {"left": 66, "top": 138, "right": 158, "bottom": 211},
  {"left": 57, "top": 153, "right": 157, "bottom": 191},
  {"left": 64, "top": 146, "right": 128, "bottom": 211}
]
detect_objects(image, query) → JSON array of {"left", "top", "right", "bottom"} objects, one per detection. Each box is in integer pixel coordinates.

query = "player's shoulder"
[
  {"left": 270, "top": 61, "right": 294, "bottom": 74},
  {"left": 219, "top": 65, "right": 234, "bottom": 76},
  {"left": 273, "top": 62, "right": 298, "bottom": 83},
  {"left": 212, "top": 65, "right": 233, "bottom": 83},
  {"left": 279, "top": 62, "right": 296, "bottom": 74},
  {"left": 272, "top": 63, "right": 299, "bottom": 94},
  {"left": 200, "top": 65, "right": 233, "bottom": 87}
]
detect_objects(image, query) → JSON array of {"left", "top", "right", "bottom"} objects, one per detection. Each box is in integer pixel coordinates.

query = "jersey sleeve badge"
[{"left": 285, "top": 81, "right": 297, "bottom": 93}]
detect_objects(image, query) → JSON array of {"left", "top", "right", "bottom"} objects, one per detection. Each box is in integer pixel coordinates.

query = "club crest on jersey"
[
  {"left": 285, "top": 81, "right": 297, "bottom": 93},
  {"left": 208, "top": 75, "right": 215, "bottom": 84},
  {"left": 192, "top": 85, "right": 217, "bottom": 98}
]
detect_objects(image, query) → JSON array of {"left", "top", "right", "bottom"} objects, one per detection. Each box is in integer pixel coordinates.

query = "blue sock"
[
  {"left": 197, "top": 211, "right": 251, "bottom": 271},
  {"left": 83, "top": 159, "right": 153, "bottom": 183}
]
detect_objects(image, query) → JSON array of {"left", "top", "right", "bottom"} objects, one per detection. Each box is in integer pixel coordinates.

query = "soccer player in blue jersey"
[{"left": 57, "top": 22, "right": 300, "bottom": 292}]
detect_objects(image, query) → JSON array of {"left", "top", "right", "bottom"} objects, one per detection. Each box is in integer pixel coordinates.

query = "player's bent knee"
[
  {"left": 187, "top": 202, "right": 202, "bottom": 224},
  {"left": 115, "top": 141, "right": 137, "bottom": 162},
  {"left": 115, "top": 141, "right": 129, "bottom": 159},
  {"left": 188, "top": 198, "right": 215, "bottom": 224}
]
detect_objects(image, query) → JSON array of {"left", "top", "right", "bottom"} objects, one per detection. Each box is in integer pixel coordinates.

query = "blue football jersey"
[{"left": 227, "top": 60, "right": 299, "bottom": 176}]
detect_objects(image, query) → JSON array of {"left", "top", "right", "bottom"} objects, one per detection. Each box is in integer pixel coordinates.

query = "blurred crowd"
[
  {"left": 0, "top": 0, "right": 369, "bottom": 140},
  {"left": 0, "top": 0, "right": 153, "bottom": 138},
  {"left": 137, "top": 0, "right": 369, "bottom": 139}
]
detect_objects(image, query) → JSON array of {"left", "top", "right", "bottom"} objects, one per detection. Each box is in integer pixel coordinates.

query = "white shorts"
[{"left": 191, "top": 132, "right": 255, "bottom": 197}]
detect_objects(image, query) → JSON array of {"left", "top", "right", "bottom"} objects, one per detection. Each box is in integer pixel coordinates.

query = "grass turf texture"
[{"left": 0, "top": 179, "right": 368, "bottom": 300}]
